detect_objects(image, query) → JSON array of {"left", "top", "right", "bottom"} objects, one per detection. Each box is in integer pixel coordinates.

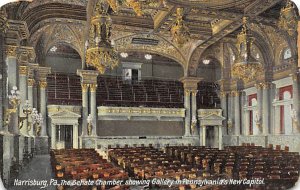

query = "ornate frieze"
[
  {"left": 98, "top": 106, "right": 185, "bottom": 119},
  {"left": 47, "top": 105, "right": 82, "bottom": 115}
]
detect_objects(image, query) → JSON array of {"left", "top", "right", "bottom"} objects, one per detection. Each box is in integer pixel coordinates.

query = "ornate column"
[
  {"left": 0, "top": 11, "right": 7, "bottom": 131},
  {"left": 5, "top": 46, "right": 19, "bottom": 134},
  {"left": 51, "top": 123, "right": 56, "bottom": 149},
  {"left": 183, "top": 89, "right": 191, "bottom": 136},
  {"left": 39, "top": 80, "right": 47, "bottom": 136},
  {"left": 81, "top": 83, "right": 89, "bottom": 136},
  {"left": 232, "top": 90, "right": 240, "bottom": 135},
  {"left": 218, "top": 126, "right": 223, "bottom": 150},
  {"left": 201, "top": 126, "right": 206, "bottom": 146},
  {"left": 255, "top": 83, "right": 263, "bottom": 134},
  {"left": 292, "top": 73, "right": 300, "bottom": 133},
  {"left": 90, "top": 84, "right": 98, "bottom": 136},
  {"left": 73, "top": 123, "right": 79, "bottom": 149},
  {"left": 77, "top": 70, "right": 99, "bottom": 136},
  {"left": 270, "top": 85, "right": 278, "bottom": 134},
  {"left": 37, "top": 67, "right": 51, "bottom": 137},
  {"left": 27, "top": 78, "right": 35, "bottom": 136},
  {"left": 180, "top": 77, "right": 202, "bottom": 137},
  {"left": 262, "top": 82, "right": 271, "bottom": 135},
  {"left": 19, "top": 66, "right": 28, "bottom": 136},
  {"left": 219, "top": 91, "right": 228, "bottom": 134}
]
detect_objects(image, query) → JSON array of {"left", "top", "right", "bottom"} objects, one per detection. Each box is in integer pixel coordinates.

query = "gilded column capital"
[
  {"left": 28, "top": 79, "right": 35, "bottom": 87},
  {"left": 81, "top": 84, "right": 89, "bottom": 92},
  {"left": 220, "top": 91, "right": 227, "bottom": 98},
  {"left": 230, "top": 90, "right": 239, "bottom": 97},
  {"left": 184, "top": 89, "right": 191, "bottom": 96},
  {"left": 261, "top": 82, "right": 272, "bottom": 89},
  {"left": 19, "top": 65, "right": 28, "bottom": 76},
  {"left": 5, "top": 45, "right": 18, "bottom": 57},
  {"left": 39, "top": 81, "right": 47, "bottom": 89},
  {"left": 255, "top": 83, "right": 264, "bottom": 90},
  {"left": 191, "top": 90, "right": 198, "bottom": 96},
  {"left": 90, "top": 84, "right": 98, "bottom": 92}
]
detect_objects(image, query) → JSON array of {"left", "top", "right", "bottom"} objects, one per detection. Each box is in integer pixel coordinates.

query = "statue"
[
  {"left": 87, "top": 114, "right": 93, "bottom": 136},
  {"left": 291, "top": 108, "right": 298, "bottom": 130},
  {"left": 191, "top": 117, "right": 197, "bottom": 135}
]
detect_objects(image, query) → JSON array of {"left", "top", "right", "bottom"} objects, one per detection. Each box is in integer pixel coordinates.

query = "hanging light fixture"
[
  {"left": 145, "top": 54, "right": 152, "bottom": 60},
  {"left": 278, "top": 0, "right": 297, "bottom": 36},
  {"left": 86, "top": 0, "right": 119, "bottom": 74},
  {"left": 232, "top": 17, "right": 263, "bottom": 83},
  {"left": 170, "top": 8, "right": 190, "bottom": 47}
]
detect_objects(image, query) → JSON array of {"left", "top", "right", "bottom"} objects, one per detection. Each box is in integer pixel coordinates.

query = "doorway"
[
  {"left": 206, "top": 127, "right": 215, "bottom": 148},
  {"left": 56, "top": 125, "right": 73, "bottom": 149}
]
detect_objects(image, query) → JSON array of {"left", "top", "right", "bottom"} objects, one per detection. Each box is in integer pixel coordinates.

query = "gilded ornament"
[
  {"left": 5, "top": 46, "right": 18, "bottom": 57},
  {"left": 278, "top": 0, "right": 298, "bottom": 36},
  {"left": 86, "top": 1, "right": 119, "bottom": 74},
  {"left": 28, "top": 79, "right": 35, "bottom": 87},
  {"left": 81, "top": 84, "right": 89, "bottom": 92},
  {"left": 19, "top": 66, "right": 28, "bottom": 75},
  {"left": 90, "top": 84, "right": 98, "bottom": 92},
  {"left": 232, "top": 17, "right": 263, "bottom": 83},
  {"left": 170, "top": 8, "right": 190, "bottom": 47},
  {"left": 39, "top": 81, "right": 48, "bottom": 89}
]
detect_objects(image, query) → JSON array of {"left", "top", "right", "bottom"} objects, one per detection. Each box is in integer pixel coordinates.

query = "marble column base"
[{"left": 35, "top": 136, "right": 49, "bottom": 155}]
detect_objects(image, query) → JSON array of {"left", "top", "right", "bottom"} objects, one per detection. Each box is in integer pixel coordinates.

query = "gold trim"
[
  {"left": 81, "top": 84, "right": 89, "bottom": 92},
  {"left": 39, "top": 81, "right": 47, "bottom": 89},
  {"left": 19, "top": 66, "right": 28, "bottom": 75},
  {"left": 90, "top": 84, "right": 98, "bottom": 92},
  {"left": 5, "top": 46, "right": 18, "bottom": 57},
  {"left": 28, "top": 79, "right": 35, "bottom": 87}
]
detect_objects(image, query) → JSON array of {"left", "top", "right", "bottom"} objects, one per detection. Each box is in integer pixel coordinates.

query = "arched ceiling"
[{"left": 1, "top": 0, "right": 293, "bottom": 76}]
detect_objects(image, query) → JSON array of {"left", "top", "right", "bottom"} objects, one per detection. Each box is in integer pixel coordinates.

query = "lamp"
[
  {"left": 170, "top": 8, "right": 190, "bottom": 47},
  {"left": 86, "top": 0, "right": 119, "bottom": 74},
  {"left": 203, "top": 59, "right": 210, "bottom": 65},
  {"left": 4, "top": 86, "right": 21, "bottom": 129},
  {"left": 145, "top": 54, "right": 152, "bottom": 60},
  {"left": 120, "top": 52, "right": 128, "bottom": 58},
  {"left": 232, "top": 17, "right": 263, "bottom": 83}
]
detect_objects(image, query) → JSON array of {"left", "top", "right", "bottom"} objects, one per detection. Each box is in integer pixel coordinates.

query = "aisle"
[{"left": 8, "top": 155, "right": 55, "bottom": 190}]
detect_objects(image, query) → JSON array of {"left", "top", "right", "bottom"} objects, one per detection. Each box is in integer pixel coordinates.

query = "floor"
[{"left": 8, "top": 155, "right": 56, "bottom": 190}]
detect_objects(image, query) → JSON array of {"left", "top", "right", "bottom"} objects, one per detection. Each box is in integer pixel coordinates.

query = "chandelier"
[
  {"left": 232, "top": 17, "right": 263, "bottom": 83},
  {"left": 86, "top": 0, "right": 119, "bottom": 74},
  {"left": 278, "top": 0, "right": 297, "bottom": 36},
  {"left": 170, "top": 8, "right": 190, "bottom": 47}
]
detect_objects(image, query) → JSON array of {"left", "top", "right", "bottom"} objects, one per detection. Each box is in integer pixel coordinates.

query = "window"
[
  {"left": 248, "top": 94, "right": 257, "bottom": 135},
  {"left": 279, "top": 86, "right": 293, "bottom": 134},
  {"left": 283, "top": 48, "right": 292, "bottom": 60}
]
